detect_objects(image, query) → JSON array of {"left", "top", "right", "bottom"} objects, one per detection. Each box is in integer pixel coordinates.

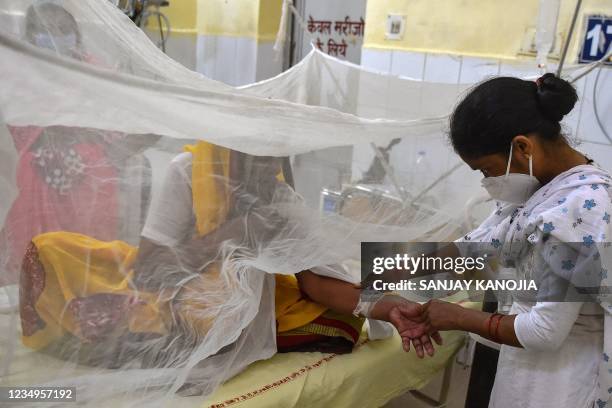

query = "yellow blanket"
[{"left": 205, "top": 299, "right": 480, "bottom": 408}]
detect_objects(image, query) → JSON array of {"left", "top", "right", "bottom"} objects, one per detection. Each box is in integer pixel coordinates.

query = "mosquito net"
[{"left": 0, "top": 0, "right": 607, "bottom": 406}]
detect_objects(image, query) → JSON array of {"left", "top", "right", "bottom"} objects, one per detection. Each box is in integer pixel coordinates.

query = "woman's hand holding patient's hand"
[
  {"left": 422, "top": 299, "right": 463, "bottom": 331},
  {"left": 372, "top": 296, "right": 443, "bottom": 358}
]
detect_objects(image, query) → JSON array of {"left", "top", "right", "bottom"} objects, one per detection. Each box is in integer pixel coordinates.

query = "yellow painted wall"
[
  {"left": 196, "top": 0, "right": 282, "bottom": 42},
  {"left": 364, "top": 0, "right": 612, "bottom": 61},
  {"left": 158, "top": 0, "right": 197, "bottom": 35},
  {"left": 258, "top": 0, "right": 283, "bottom": 42}
]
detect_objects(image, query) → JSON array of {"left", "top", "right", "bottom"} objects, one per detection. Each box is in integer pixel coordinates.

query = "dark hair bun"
[{"left": 535, "top": 73, "right": 578, "bottom": 122}]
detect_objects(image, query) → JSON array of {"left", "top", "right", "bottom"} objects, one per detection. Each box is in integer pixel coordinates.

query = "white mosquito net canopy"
[{"left": 0, "top": 0, "right": 517, "bottom": 406}]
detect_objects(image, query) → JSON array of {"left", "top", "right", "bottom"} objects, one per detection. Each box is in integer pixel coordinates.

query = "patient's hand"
[{"left": 388, "top": 301, "right": 443, "bottom": 358}]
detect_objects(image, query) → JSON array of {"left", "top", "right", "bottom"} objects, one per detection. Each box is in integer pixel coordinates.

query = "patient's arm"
[
  {"left": 296, "top": 270, "right": 442, "bottom": 357},
  {"left": 295, "top": 271, "right": 359, "bottom": 315}
]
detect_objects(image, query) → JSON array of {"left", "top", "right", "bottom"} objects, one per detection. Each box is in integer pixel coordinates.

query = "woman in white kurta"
[{"left": 392, "top": 73, "right": 611, "bottom": 408}]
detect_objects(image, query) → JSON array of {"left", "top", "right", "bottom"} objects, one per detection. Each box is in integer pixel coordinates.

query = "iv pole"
[{"left": 557, "top": 0, "right": 583, "bottom": 76}]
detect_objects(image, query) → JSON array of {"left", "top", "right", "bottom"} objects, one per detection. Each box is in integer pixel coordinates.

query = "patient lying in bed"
[{"left": 19, "top": 141, "right": 431, "bottom": 369}]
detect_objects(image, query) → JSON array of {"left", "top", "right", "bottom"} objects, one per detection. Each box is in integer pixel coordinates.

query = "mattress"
[{"left": 0, "top": 285, "right": 477, "bottom": 407}]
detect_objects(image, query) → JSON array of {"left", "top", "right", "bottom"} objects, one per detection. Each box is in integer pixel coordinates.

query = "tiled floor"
[{"left": 383, "top": 358, "right": 473, "bottom": 408}]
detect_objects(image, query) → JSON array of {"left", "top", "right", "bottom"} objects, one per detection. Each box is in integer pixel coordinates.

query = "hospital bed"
[
  {"left": 0, "top": 151, "right": 485, "bottom": 407},
  {"left": 0, "top": 285, "right": 478, "bottom": 408},
  {"left": 201, "top": 168, "right": 490, "bottom": 408}
]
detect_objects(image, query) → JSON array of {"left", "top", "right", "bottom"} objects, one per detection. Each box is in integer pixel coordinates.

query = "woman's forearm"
[
  {"left": 435, "top": 302, "right": 522, "bottom": 347},
  {"left": 459, "top": 308, "right": 521, "bottom": 347}
]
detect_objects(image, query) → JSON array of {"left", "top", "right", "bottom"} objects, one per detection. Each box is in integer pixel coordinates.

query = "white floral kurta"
[{"left": 462, "top": 164, "right": 612, "bottom": 408}]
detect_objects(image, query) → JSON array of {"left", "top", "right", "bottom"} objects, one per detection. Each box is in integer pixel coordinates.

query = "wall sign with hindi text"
[{"left": 308, "top": 15, "right": 365, "bottom": 59}]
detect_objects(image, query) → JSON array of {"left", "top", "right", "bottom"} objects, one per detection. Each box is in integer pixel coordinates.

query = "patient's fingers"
[
  {"left": 402, "top": 336, "right": 410, "bottom": 352},
  {"left": 432, "top": 331, "right": 443, "bottom": 345},
  {"left": 421, "top": 334, "right": 435, "bottom": 357},
  {"left": 411, "top": 337, "right": 424, "bottom": 358},
  {"left": 401, "top": 333, "right": 439, "bottom": 357}
]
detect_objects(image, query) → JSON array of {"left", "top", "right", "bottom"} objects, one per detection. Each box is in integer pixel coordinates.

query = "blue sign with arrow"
[{"left": 579, "top": 16, "right": 612, "bottom": 63}]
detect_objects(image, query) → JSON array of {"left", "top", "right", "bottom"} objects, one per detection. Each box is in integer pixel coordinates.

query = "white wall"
[
  {"left": 196, "top": 35, "right": 282, "bottom": 86},
  {"left": 361, "top": 48, "right": 612, "bottom": 177}
]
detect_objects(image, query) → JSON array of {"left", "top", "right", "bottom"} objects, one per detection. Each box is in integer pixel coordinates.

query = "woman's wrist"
[
  {"left": 427, "top": 299, "right": 465, "bottom": 331},
  {"left": 449, "top": 305, "right": 487, "bottom": 333},
  {"left": 449, "top": 302, "right": 468, "bottom": 330}
]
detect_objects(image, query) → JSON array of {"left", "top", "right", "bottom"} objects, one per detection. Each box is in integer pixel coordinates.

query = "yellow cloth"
[
  {"left": 205, "top": 299, "right": 481, "bottom": 408},
  {"left": 183, "top": 142, "right": 231, "bottom": 237},
  {"left": 4, "top": 295, "right": 479, "bottom": 408},
  {"left": 25, "top": 232, "right": 167, "bottom": 350},
  {"left": 24, "top": 141, "right": 325, "bottom": 349},
  {"left": 273, "top": 274, "right": 327, "bottom": 333},
  {"left": 184, "top": 141, "right": 326, "bottom": 333}
]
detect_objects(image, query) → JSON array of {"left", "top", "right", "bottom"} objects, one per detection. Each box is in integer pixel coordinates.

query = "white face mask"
[{"left": 480, "top": 143, "right": 541, "bottom": 205}]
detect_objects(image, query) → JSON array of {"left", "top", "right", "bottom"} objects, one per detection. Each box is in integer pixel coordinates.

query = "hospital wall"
[
  {"left": 360, "top": 0, "right": 612, "bottom": 175},
  {"left": 158, "top": 0, "right": 611, "bottom": 180},
  {"left": 195, "top": 0, "right": 284, "bottom": 85},
  {"left": 147, "top": 0, "right": 198, "bottom": 70},
  {"left": 147, "top": 0, "right": 284, "bottom": 83}
]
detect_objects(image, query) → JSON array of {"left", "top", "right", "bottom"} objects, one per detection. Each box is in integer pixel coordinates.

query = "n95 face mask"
[{"left": 481, "top": 143, "right": 541, "bottom": 205}]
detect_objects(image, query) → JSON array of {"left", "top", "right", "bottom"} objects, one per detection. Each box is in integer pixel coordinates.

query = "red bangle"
[
  {"left": 486, "top": 313, "right": 496, "bottom": 339},
  {"left": 493, "top": 314, "right": 504, "bottom": 343},
  {"left": 487, "top": 313, "right": 503, "bottom": 343}
]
